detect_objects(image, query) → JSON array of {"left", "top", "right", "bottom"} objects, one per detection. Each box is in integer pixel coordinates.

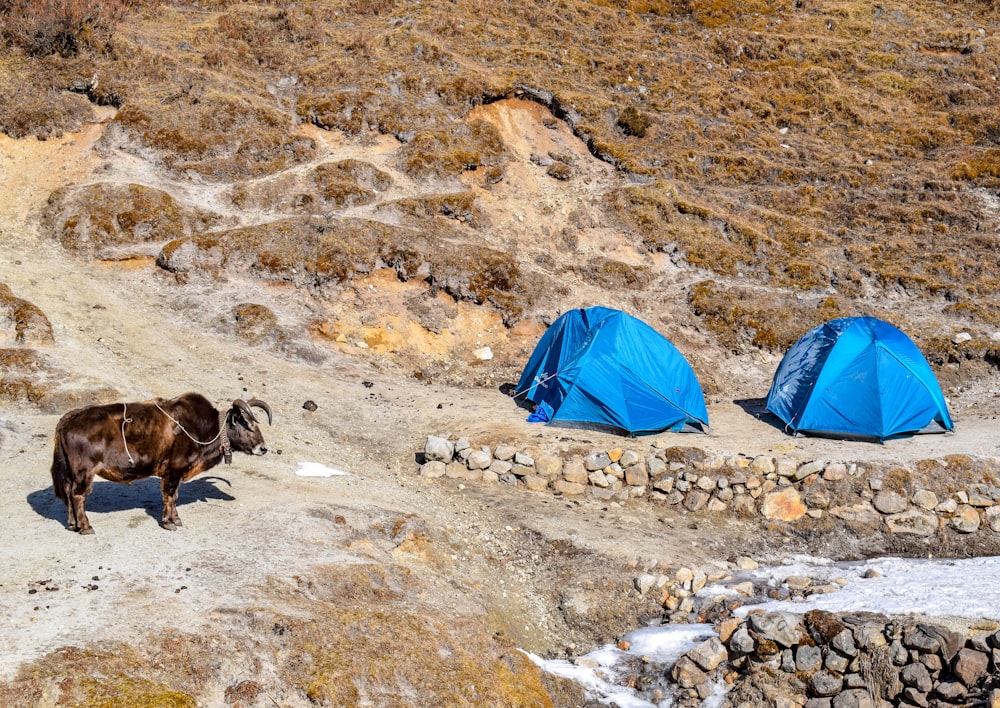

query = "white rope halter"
[{"left": 120, "top": 401, "right": 233, "bottom": 465}]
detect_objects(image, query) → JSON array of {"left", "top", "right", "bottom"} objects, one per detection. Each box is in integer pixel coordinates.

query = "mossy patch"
[{"left": 230, "top": 303, "right": 279, "bottom": 345}]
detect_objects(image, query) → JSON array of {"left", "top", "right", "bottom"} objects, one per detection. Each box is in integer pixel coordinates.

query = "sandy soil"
[{"left": 1, "top": 103, "right": 998, "bottom": 690}]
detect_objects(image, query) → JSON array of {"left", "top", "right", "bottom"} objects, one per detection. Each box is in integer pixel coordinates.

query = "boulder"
[
  {"left": 749, "top": 612, "right": 805, "bottom": 648},
  {"left": 493, "top": 444, "right": 517, "bottom": 461},
  {"left": 795, "top": 460, "right": 826, "bottom": 481},
  {"left": 466, "top": 449, "right": 493, "bottom": 470},
  {"left": 885, "top": 509, "right": 938, "bottom": 536},
  {"left": 986, "top": 505, "right": 1000, "bottom": 532},
  {"left": 811, "top": 671, "right": 843, "bottom": 697},
  {"left": 832, "top": 690, "right": 874, "bottom": 708},
  {"left": 670, "top": 655, "right": 707, "bottom": 689},
  {"left": 584, "top": 451, "right": 612, "bottom": 471},
  {"left": 873, "top": 490, "right": 908, "bottom": 514},
  {"left": 900, "top": 662, "right": 932, "bottom": 692},
  {"left": 534, "top": 454, "right": 563, "bottom": 477},
  {"left": 796, "top": 644, "right": 822, "bottom": 672},
  {"left": 553, "top": 480, "right": 586, "bottom": 496},
  {"left": 686, "top": 637, "right": 728, "bottom": 671},
  {"left": 424, "top": 435, "right": 454, "bottom": 462},
  {"left": 950, "top": 505, "right": 981, "bottom": 533},
  {"left": 761, "top": 487, "right": 807, "bottom": 521},
  {"left": 562, "top": 459, "right": 589, "bottom": 484},
  {"left": 911, "top": 489, "right": 938, "bottom": 510},
  {"left": 419, "top": 461, "right": 447, "bottom": 478},
  {"left": 952, "top": 647, "right": 990, "bottom": 686},
  {"left": 728, "top": 625, "right": 756, "bottom": 655},
  {"left": 523, "top": 475, "right": 550, "bottom": 491},
  {"left": 625, "top": 461, "right": 649, "bottom": 486}
]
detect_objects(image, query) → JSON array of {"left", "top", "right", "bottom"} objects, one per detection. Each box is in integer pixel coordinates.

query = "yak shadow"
[
  {"left": 27, "top": 476, "right": 236, "bottom": 528},
  {"left": 734, "top": 397, "right": 789, "bottom": 434}
]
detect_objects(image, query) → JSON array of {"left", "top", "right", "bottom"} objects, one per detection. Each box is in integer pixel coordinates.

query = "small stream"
[{"left": 526, "top": 623, "right": 723, "bottom": 708}]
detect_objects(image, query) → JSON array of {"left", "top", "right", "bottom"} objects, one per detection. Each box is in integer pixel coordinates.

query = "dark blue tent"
[
  {"left": 766, "top": 316, "right": 953, "bottom": 440},
  {"left": 516, "top": 307, "right": 708, "bottom": 435}
]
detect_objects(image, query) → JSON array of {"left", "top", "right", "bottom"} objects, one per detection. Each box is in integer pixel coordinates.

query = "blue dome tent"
[
  {"left": 766, "top": 316, "right": 953, "bottom": 441},
  {"left": 515, "top": 307, "right": 709, "bottom": 436}
]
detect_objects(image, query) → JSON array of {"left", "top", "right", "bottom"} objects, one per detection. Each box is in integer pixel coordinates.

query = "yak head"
[{"left": 225, "top": 399, "right": 272, "bottom": 458}]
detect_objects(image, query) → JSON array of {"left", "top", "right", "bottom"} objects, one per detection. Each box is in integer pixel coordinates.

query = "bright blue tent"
[
  {"left": 766, "top": 316, "right": 953, "bottom": 441},
  {"left": 516, "top": 307, "right": 708, "bottom": 435}
]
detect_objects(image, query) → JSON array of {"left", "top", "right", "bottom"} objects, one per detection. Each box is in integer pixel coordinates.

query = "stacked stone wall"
[
  {"left": 419, "top": 436, "right": 1000, "bottom": 535},
  {"left": 670, "top": 610, "right": 1000, "bottom": 707}
]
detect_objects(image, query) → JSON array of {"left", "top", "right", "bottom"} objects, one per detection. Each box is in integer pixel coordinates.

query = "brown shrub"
[
  {"left": 0, "top": 283, "right": 54, "bottom": 345},
  {"left": 42, "top": 183, "right": 221, "bottom": 254},
  {"left": 156, "top": 216, "right": 450, "bottom": 292},
  {"left": 0, "top": 0, "right": 134, "bottom": 57},
  {"left": 617, "top": 106, "right": 651, "bottom": 138},
  {"left": 112, "top": 90, "right": 313, "bottom": 181},
  {"left": 229, "top": 159, "right": 392, "bottom": 215},
  {"left": 387, "top": 190, "right": 483, "bottom": 227},
  {"left": 269, "top": 564, "right": 556, "bottom": 707},
  {"left": 606, "top": 184, "right": 776, "bottom": 280},
  {"left": 0, "top": 57, "right": 95, "bottom": 138},
  {"left": 396, "top": 120, "right": 507, "bottom": 180},
  {"left": 297, "top": 89, "right": 408, "bottom": 136},
  {"left": 0, "top": 348, "right": 51, "bottom": 403},
  {"left": 688, "top": 281, "right": 849, "bottom": 353},
  {"left": 577, "top": 257, "right": 651, "bottom": 290},
  {"left": 428, "top": 245, "right": 533, "bottom": 325}
]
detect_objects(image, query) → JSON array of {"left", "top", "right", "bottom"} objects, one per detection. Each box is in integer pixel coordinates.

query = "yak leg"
[
  {"left": 160, "top": 476, "right": 183, "bottom": 530},
  {"left": 69, "top": 476, "right": 94, "bottom": 535}
]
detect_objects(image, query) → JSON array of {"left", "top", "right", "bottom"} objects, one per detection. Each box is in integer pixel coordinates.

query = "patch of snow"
[
  {"left": 737, "top": 555, "right": 1000, "bottom": 620},
  {"left": 295, "top": 461, "right": 351, "bottom": 477},
  {"left": 526, "top": 623, "right": 715, "bottom": 707}
]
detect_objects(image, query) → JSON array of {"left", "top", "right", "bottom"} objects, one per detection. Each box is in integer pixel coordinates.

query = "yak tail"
[{"left": 51, "top": 431, "right": 70, "bottom": 503}]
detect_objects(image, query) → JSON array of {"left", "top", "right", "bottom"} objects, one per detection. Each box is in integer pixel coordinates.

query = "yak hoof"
[
  {"left": 79, "top": 527, "right": 95, "bottom": 535},
  {"left": 162, "top": 521, "right": 177, "bottom": 531}
]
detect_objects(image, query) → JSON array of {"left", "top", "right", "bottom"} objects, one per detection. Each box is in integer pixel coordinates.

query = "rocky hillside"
[{"left": 2, "top": 0, "right": 999, "bottom": 408}]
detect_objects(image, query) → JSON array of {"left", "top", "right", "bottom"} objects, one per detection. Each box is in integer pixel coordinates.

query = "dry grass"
[
  {"left": 229, "top": 159, "right": 393, "bottom": 214},
  {"left": 688, "top": 280, "right": 852, "bottom": 353},
  {"left": 157, "top": 215, "right": 537, "bottom": 325},
  {"left": 42, "top": 183, "right": 223, "bottom": 254},
  {"left": 0, "top": 563, "right": 567, "bottom": 707},
  {"left": 3, "top": 0, "right": 999, "bottom": 363},
  {"left": 386, "top": 190, "right": 484, "bottom": 226}
]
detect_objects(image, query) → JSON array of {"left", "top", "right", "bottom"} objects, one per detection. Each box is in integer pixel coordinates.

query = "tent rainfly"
[
  {"left": 515, "top": 307, "right": 708, "bottom": 436},
  {"left": 766, "top": 316, "right": 954, "bottom": 441}
]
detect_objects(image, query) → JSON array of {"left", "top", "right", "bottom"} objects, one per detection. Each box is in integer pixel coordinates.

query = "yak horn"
[
  {"left": 232, "top": 399, "right": 259, "bottom": 429},
  {"left": 247, "top": 398, "right": 272, "bottom": 426}
]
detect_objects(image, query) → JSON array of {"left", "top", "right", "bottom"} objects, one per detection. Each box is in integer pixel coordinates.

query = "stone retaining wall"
[{"left": 419, "top": 436, "right": 1000, "bottom": 535}]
